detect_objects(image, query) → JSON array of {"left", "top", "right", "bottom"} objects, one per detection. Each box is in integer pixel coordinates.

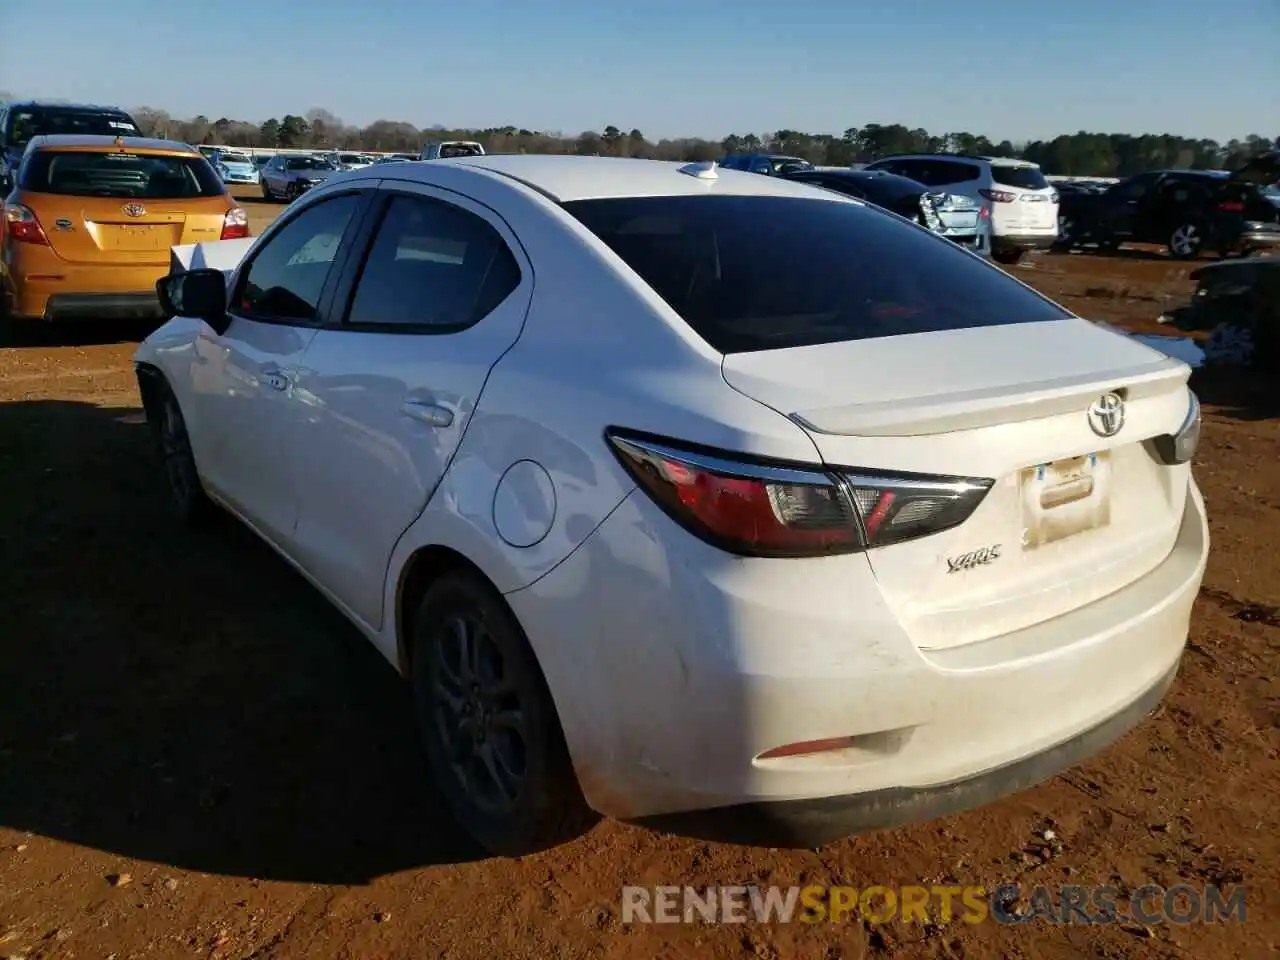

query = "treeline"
[{"left": 130, "top": 106, "right": 1280, "bottom": 177}]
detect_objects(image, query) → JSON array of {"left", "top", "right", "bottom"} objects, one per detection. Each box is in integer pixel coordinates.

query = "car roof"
[
  {"left": 3, "top": 100, "right": 132, "bottom": 113},
  {"left": 434, "top": 155, "right": 842, "bottom": 202},
  {"left": 27, "top": 134, "right": 198, "bottom": 155}
]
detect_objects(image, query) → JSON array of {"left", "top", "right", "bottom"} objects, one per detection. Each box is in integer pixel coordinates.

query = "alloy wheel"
[
  {"left": 1170, "top": 224, "right": 1201, "bottom": 258},
  {"left": 430, "top": 613, "right": 528, "bottom": 814},
  {"left": 159, "top": 395, "right": 197, "bottom": 509}
]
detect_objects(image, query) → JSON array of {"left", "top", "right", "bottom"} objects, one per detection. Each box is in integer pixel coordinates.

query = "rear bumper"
[
  {"left": 993, "top": 233, "right": 1057, "bottom": 252},
  {"left": 510, "top": 479, "right": 1208, "bottom": 846},
  {"left": 40, "top": 293, "right": 164, "bottom": 321},
  {"left": 1239, "top": 228, "right": 1280, "bottom": 249},
  {"left": 6, "top": 254, "right": 168, "bottom": 321}
]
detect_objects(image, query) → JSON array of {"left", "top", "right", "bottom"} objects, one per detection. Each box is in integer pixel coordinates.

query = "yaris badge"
[
  {"left": 1087, "top": 393, "right": 1125, "bottom": 438},
  {"left": 122, "top": 203, "right": 147, "bottom": 218}
]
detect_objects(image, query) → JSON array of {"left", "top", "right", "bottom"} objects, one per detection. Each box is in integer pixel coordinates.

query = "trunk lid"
[
  {"left": 33, "top": 194, "right": 230, "bottom": 266},
  {"left": 721, "top": 318, "right": 1194, "bottom": 651}
]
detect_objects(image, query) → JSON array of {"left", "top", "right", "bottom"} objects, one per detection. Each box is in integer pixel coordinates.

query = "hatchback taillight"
[
  {"left": 607, "top": 431, "right": 993, "bottom": 557},
  {"left": 4, "top": 203, "right": 50, "bottom": 245},
  {"left": 979, "top": 188, "right": 1017, "bottom": 203},
  {"left": 220, "top": 206, "right": 250, "bottom": 240}
]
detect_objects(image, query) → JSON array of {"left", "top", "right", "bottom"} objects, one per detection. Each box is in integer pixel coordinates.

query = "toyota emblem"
[
  {"left": 1087, "top": 392, "right": 1126, "bottom": 438},
  {"left": 122, "top": 203, "right": 147, "bottom": 218}
]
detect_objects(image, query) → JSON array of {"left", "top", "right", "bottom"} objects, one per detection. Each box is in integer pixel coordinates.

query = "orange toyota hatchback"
[{"left": 1, "top": 135, "right": 249, "bottom": 324}]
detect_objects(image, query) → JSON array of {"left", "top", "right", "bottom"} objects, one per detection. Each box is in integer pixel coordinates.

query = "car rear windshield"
[
  {"left": 562, "top": 196, "right": 1069, "bottom": 354},
  {"left": 339, "top": 154, "right": 363, "bottom": 163},
  {"left": 439, "top": 144, "right": 483, "bottom": 158},
  {"left": 990, "top": 164, "right": 1049, "bottom": 190},
  {"left": 7, "top": 108, "right": 140, "bottom": 147},
  {"left": 220, "top": 154, "right": 251, "bottom": 164},
  {"left": 287, "top": 157, "right": 335, "bottom": 170},
  {"left": 21, "top": 150, "right": 226, "bottom": 199}
]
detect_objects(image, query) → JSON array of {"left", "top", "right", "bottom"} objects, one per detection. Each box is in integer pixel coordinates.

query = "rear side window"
[
  {"left": 345, "top": 194, "right": 520, "bottom": 329},
  {"left": 20, "top": 150, "right": 226, "bottom": 199},
  {"left": 563, "top": 195, "right": 1069, "bottom": 354},
  {"left": 990, "top": 164, "right": 1049, "bottom": 190},
  {"left": 910, "top": 160, "right": 982, "bottom": 186}
]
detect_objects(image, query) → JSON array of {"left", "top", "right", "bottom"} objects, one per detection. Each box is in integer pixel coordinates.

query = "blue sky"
[{"left": 2, "top": 0, "right": 1276, "bottom": 142}]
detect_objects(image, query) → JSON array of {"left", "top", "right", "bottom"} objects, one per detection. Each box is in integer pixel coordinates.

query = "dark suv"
[
  {"left": 0, "top": 101, "right": 141, "bottom": 191},
  {"left": 1056, "top": 153, "right": 1280, "bottom": 259}
]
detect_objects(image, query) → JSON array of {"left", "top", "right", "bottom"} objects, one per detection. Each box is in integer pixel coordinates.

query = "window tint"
[
  {"left": 8, "top": 108, "right": 140, "bottom": 147},
  {"left": 990, "top": 164, "right": 1049, "bottom": 190},
  {"left": 911, "top": 160, "right": 981, "bottom": 186},
  {"left": 346, "top": 194, "right": 521, "bottom": 329},
  {"left": 21, "top": 150, "right": 226, "bottom": 198},
  {"left": 1108, "top": 175, "right": 1155, "bottom": 201},
  {"left": 563, "top": 195, "right": 1068, "bottom": 354},
  {"left": 236, "top": 193, "right": 360, "bottom": 322},
  {"left": 286, "top": 156, "right": 335, "bottom": 171}
]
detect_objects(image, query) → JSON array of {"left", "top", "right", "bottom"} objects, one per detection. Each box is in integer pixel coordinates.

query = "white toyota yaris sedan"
[{"left": 135, "top": 155, "right": 1208, "bottom": 856}]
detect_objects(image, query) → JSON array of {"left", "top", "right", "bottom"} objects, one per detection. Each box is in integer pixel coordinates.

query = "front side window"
[
  {"left": 21, "top": 150, "right": 226, "bottom": 198},
  {"left": 563, "top": 195, "right": 1069, "bottom": 354},
  {"left": 235, "top": 193, "right": 361, "bottom": 322},
  {"left": 345, "top": 194, "right": 521, "bottom": 329},
  {"left": 1108, "top": 174, "right": 1156, "bottom": 202}
]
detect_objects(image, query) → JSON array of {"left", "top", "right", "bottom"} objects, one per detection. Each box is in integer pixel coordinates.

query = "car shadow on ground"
[
  {"left": 0, "top": 399, "right": 485, "bottom": 883},
  {"left": 1189, "top": 367, "right": 1278, "bottom": 422},
  {"left": 0, "top": 318, "right": 161, "bottom": 349}
]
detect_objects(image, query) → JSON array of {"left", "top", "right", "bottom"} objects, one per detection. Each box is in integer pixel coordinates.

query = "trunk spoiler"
[{"left": 168, "top": 237, "right": 254, "bottom": 282}]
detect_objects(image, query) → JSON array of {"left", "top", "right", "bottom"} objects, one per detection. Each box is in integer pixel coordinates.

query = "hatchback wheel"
[
  {"left": 410, "top": 572, "right": 596, "bottom": 855},
  {"left": 1168, "top": 222, "right": 1203, "bottom": 259},
  {"left": 286, "top": 182, "right": 301, "bottom": 202},
  {"left": 261, "top": 180, "right": 273, "bottom": 201},
  {"left": 150, "top": 380, "right": 212, "bottom": 525}
]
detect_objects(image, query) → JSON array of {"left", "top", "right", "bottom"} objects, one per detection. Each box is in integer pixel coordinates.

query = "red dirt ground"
[{"left": 1, "top": 196, "right": 1276, "bottom": 959}]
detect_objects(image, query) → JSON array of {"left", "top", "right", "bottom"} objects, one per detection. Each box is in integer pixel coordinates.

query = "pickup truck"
[{"left": 419, "top": 141, "right": 485, "bottom": 160}]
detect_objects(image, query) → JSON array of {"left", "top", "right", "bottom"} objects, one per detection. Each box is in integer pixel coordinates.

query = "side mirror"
[{"left": 156, "top": 268, "right": 231, "bottom": 335}]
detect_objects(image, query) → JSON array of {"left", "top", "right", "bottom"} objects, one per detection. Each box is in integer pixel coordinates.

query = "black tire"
[
  {"left": 1053, "top": 215, "right": 1076, "bottom": 251},
  {"left": 993, "top": 249, "right": 1024, "bottom": 266},
  {"left": 286, "top": 182, "right": 301, "bottom": 203},
  {"left": 148, "top": 378, "right": 214, "bottom": 526},
  {"left": 1167, "top": 222, "right": 1204, "bottom": 260},
  {"left": 410, "top": 572, "right": 596, "bottom": 856},
  {"left": 260, "top": 179, "right": 273, "bottom": 201}
]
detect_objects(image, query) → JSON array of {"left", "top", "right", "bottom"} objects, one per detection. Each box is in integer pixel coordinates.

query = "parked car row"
[{"left": 722, "top": 152, "right": 1059, "bottom": 264}]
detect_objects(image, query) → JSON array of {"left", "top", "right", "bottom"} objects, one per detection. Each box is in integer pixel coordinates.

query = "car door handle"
[
  {"left": 400, "top": 400, "right": 454, "bottom": 428},
  {"left": 262, "top": 369, "right": 291, "bottom": 392}
]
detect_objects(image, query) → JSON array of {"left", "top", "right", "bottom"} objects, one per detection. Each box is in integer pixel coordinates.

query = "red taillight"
[
  {"left": 220, "top": 207, "right": 250, "bottom": 240},
  {"left": 1217, "top": 201, "right": 1246, "bottom": 213},
  {"left": 4, "top": 203, "right": 50, "bottom": 245},
  {"left": 979, "top": 207, "right": 991, "bottom": 220},
  {"left": 979, "top": 189, "right": 1017, "bottom": 203},
  {"left": 607, "top": 432, "right": 993, "bottom": 557}
]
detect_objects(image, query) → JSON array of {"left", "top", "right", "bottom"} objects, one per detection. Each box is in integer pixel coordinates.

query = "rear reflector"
[
  {"left": 606, "top": 431, "right": 993, "bottom": 558},
  {"left": 1217, "top": 201, "right": 1246, "bottom": 213}
]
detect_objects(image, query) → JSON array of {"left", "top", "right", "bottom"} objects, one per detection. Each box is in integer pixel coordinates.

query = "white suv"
[{"left": 865, "top": 154, "right": 1059, "bottom": 264}]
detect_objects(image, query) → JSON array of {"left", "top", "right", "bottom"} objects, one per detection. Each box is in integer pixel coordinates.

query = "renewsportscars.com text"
[{"left": 621, "top": 883, "right": 1247, "bottom": 926}]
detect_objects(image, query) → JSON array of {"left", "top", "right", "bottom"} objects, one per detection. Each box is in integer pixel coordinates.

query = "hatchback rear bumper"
[{"left": 41, "top": 292, "right": 165, "bottom": 321}]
